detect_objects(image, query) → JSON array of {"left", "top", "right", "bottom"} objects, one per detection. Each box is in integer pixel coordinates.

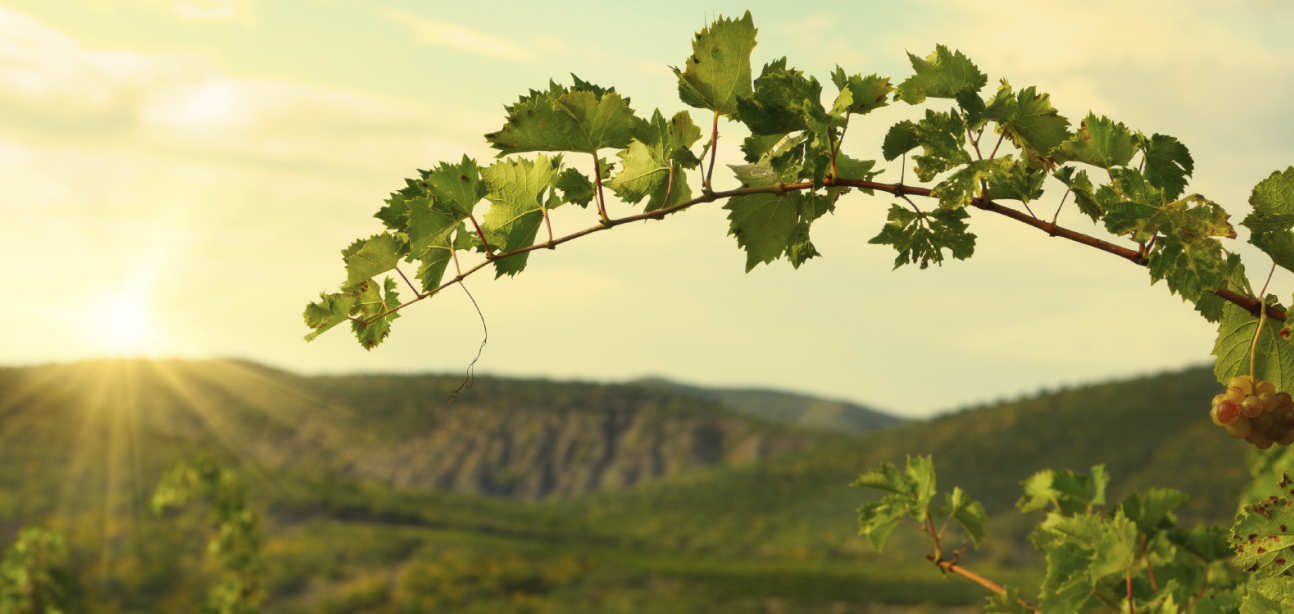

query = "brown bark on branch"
[{"left": 927, "top": 555, "right": 1039, "bottom": 613}]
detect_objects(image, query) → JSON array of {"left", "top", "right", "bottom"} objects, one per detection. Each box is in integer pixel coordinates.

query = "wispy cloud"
[
  {"left": 173, "top": 1, "right": 243, "bottom": 21},
  {"left": 384, "top": 9, "right": 529, "bottom": 62}
]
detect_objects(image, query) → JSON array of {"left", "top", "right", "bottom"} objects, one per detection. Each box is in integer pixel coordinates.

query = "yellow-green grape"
[
  {"left": 1230, "top": 375, "right": 1256, "bottom": 396},
  {"left": 1257, "top": 380, "right": 1278, "bottom": 395},
  {"left": 1261, "top": 391, "right": 1282, "bottom": 413},
  {"left": 1226, "top": 387, "right": 1247, "bottom": 403},
  {"left": 1278, "top": 392, "right": 1293, "bottom": 409},
  {"left": 1251, "top": 433, "right": 1275, "bottom": 450},
  {"left": 1242, "top": 395, "right": 1266, "bottom": 418},
  {"left": 1228, "top": 416, "right": 1253, "bottom": 439},
  {"left": 1279, "top": 430, "right": 1294, "bottom": 446},
  {"left": 1211, "top": 403, "right": 1227, "bottom": 426}
]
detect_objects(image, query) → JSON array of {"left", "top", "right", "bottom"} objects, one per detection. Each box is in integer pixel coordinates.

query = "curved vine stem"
[
  {"left": 363, "top": 175, "right": 1287, "bottom": 327},
  {"left": 1249, "top": 262, "right": 1278, "bottom": 377}
]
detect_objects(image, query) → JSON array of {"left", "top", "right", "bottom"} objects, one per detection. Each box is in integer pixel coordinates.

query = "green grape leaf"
[
  {"left": 303, "top": 292, "right": 357, "bottom": 342},
  {"left": 554, "top": 168, "right": 594, "bottom": 208},
  {"left": 421, "top": 155, "right": 488, "bottom": 216},
  {"left": 1054, "top": 166, "right": 1102, "bottom": 222},
  {"left": 724, "top": 192, "right": 799, "bottom": 271},
  {"left": 986, "top": 162, "right": 1046, "bottom": 203},
  {"left": 1146, "top": 234, "right": 1229, "bottom": 304},
  {"left": 414, "top": 222, "right": 468, "bottom": 292},
  {"left": 931, "top": 157, "right": 1013, "bottom": 209},
  {"left": 1193, "top": 254, "right": 1245, "bottom": 323},
  {"left": 485, "top": 76, "right": 636, "bottom": 155},
  {"left": 982, "top": 585, "right": 1033, "bottom": 614},
  {"left": 829, "top": 67, "right": 892, "bottom": 115},
  {"left": 882, "top": 120, "right": 919, "bottom": 161},
  {"left": 481, "top": 154, "right": 563, "bottom": 277},
  {"left": 1097, "top": 169, "right": 1164, "bottom": 240},
  {"left": 375, "top": 174, "right": 428, "bottom": 230},
  {"left": 1231, "top": 494, "right": 1294, "bottom": 586},
  {"left": 852, "top": 456, "right": 937, "bottom": 551},
  {"left": 1017, "top": 465, "right": 1109, "bottom": 515},
  {"left": 672, "top": 11, "right": 756, "bottom": 116},
  {"left": 895, "top": 44, "right": 987, "bottom": 104},
  {"left": 1243, "top": 167, "right": 1294, "bottom": 234},
  {"left": 1195, "top": 587, "right": 1241, "bottom": 614},
  {"left": 1141, "top": 134, "right": 1194, "bottom": 201},
  {"left": 1241, "top": 583, "right": 1294, "bottom": 614},
  {"left": 982, "top": 82, "right": 1071, "bottom": 168},
  {"left": 940, "top": 486, "right": 987, "bottom": 546},
  {"left": 610, "top": 110, "right": 701, "bottom": 212},
  {"left": 1120, "top": 488, "right": 1189, "bottom": 534},
  {"left": 349, "top": 277, "right": 400, "bottom": 350},
  {"left": 1212, "top": 298, "right": 1294, "bottom": 390},
  {"left": 1037, "top": 542, "right": 1101, "bottom": 613},
  {"left": 881, "top": 110, "right": 971, "bottom": 182},
  {"left": 1244, "top": 168, "right": 1294, "bottom": 274},
  {"left": 1056, "top": 113, "right": 1137, "bottom": 169},
  {"left": 1168, "top": 526, "right": 1234, "bottom": 563},
  {"left": 406, "top": 197, "right": 461, "bottom": 258},
  {"left": 343, "top": 233, "right": 405, "bottom": 285},
  {"left": 737, "top": 58, "right": 827, "bottom": 135},
  {"left": 1034, "top": 510, "right": 1138, "bottom": 588},
  {"left": 868, "top": 204, "right": 975, "bottom": 269}
]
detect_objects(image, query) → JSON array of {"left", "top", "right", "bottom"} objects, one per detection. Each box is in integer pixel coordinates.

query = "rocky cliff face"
[
  {"left": 306, "top": 374, "right": 811, "bottom": 499},
  {"left": 331, "top": 405, "right": 802, "bottom": 498}
]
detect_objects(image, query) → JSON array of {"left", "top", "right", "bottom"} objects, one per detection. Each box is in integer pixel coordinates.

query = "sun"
[{"left": 88, "top": 287, "right": 162, "bottom": 356}]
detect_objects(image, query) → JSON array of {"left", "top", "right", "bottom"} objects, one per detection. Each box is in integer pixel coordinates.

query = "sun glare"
[{"left": 89, "top": 287, "right": 161, "bottom": 356}]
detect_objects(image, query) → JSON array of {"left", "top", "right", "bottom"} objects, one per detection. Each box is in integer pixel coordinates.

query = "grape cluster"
[{"left": 1211, "top": 375, "right": 1294, "bottom": 449}]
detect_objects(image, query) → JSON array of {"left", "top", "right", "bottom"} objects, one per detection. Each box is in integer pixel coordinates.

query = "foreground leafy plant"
[{"left": 302, "top": 9, "right": 1294, "bottom": 612}]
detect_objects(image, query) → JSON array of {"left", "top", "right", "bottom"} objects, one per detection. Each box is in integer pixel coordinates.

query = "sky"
[{"left": 3, "top": 0, "right": 1293, "bottom": 417}]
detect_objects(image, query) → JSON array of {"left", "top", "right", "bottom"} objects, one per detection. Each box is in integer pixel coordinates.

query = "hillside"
[
  {"left": 631, "top": 376, "right": 903, "bottom": 432},
  {"left": 0, "top": 359, "right": 1256, "bottom": 613}
]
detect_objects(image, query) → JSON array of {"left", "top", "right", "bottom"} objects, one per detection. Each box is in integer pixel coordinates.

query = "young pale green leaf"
[
  {"left": 485, "top": 77, "right": 636, "bottom": 155},
  {"left": 349, "top": 277, "right": 400, "bottom": 350},
  {"left": 829, "top": 67, "right": 891, "bottom": 115},
  {"left": 1212, "top": 298, "right": 1294, "bottom": 390},
  {"left": 303, "top": 292, "right": 357, "bottom": 342},
  {"left": 343, "top": 233, "right": 405, "bottom": 285},
  {"left": 413, "top": 222, "right": 469, "bottom": 292},
  {"left": 1141, "top": 134, "right": 1194, "bottom": 201},
  {"left": 1038, "top": 543, "right": 1101, "bottom": 613},
  {"left": 941, "top": 486, "right": 987, "bottom": 546},
  {"left": 1055, "top": 113, "right": 1137, "bottom": 169},
  {"left": 672, "top": 11, "right": 756, "bottom": 116},
  {"left": 882, "top": 120, "right": 919, "bottom": 161},
  {"left": 982, "top": 83, "right": 1071, "bottom": 168},
  {"left": 1035, "top": 510, "right": 1138, "bottom": 586},
  {"left": 1017, "top": 465, "right": 1109, "bottom": 515},
  {"left": 852, "top": 456, "right": 939, "bottom": 551},
  {"left": 1191, "top": 254, "right": 1245, "bottom": 323},
  {"left": 895, "top": 44, "right": 987, "bottom": 104},
  {"left": 931, "top": 157, "right": 1013, "bottom": 209},
  {"left": 610, "top": 110, "right": 701, "bottom": 212},
  {"left": 481, "top": 155, "right": 563, "bottom": 277},
  {"left": 982, "top": 586, "right": 1033, "bottom": 614},
  {"left": 868, "top": 204, "right": 975, "bottom": 269},
  {"left": 1241, "top": 584, "right": 1294, "bottom": 614}
]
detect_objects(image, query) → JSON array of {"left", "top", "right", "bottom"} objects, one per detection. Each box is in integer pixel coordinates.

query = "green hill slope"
[
  {"left": 0, "top": 359, "right": 1252, "bottom": 613},
  {"left": 631, "top": 376, "right": 903, "bottom": 432}
]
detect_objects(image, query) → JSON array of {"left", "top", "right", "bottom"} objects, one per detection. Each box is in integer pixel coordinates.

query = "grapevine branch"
[
  {"left": 363, "top": 175, "right": 1286, "bottom": 325},
  {"left": 926, "top": 555, "right": 1039, "bottom": 613}
]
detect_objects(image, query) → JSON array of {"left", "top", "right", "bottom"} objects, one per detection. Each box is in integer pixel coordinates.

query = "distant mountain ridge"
[{"left": 630, "top": 375, "right": 903, "bottom": 432}]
